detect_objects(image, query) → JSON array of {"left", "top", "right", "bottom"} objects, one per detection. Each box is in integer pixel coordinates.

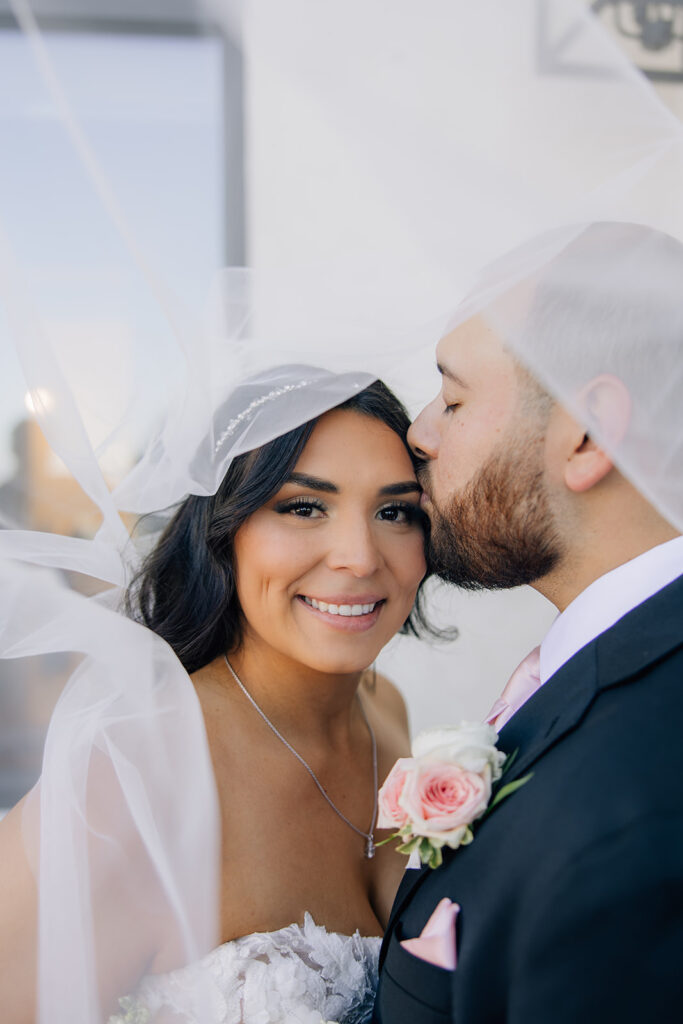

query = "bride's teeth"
[{"left": 304, "top": 598, "right": 379, "bottom": 616}]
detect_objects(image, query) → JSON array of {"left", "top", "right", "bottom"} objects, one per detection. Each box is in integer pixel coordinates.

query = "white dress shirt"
[{"left": 539, "top": 536, "right": 683, "bottom": 685}]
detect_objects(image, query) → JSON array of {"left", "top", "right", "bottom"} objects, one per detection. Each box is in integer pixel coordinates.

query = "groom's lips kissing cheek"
[{"left": 296, "top": 593, "right": 386, "bottom": 632}]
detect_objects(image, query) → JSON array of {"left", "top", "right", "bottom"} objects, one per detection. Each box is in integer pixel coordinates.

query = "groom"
[{"left": 373, "top": 222, "right": 683, "bottom": 1022}]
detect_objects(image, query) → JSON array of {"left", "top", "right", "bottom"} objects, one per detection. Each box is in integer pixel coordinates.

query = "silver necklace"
[{"left": 224, "top": 656, "right": 378, "bottom": 858}]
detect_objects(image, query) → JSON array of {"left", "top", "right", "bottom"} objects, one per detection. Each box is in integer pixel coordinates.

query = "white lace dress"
[{"left": 109, "top": 913, "right": 381, "bottom": 1024}]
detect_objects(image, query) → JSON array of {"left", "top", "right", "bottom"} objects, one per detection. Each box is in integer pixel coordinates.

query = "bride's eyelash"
[
  {"left": 378, "top": 501, "right": 423, "bottom": 524},
  {"left": 273, "top": 497, "right": 423, "bottom": 523},
  {"left": 274, "top": 497, "right": 327, "bottom": 515}
]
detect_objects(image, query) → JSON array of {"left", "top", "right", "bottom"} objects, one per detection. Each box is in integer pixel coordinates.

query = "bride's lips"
[{"left": 295, "top": 594, "right": 385, "bottom": 632}]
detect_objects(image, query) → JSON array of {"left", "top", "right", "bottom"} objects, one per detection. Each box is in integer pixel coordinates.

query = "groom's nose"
[{"left": 408, "top": 400, "right": 440, "bottom": 460}]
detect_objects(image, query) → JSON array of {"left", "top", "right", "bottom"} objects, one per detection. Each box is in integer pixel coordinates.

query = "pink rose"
[
  {"left": 398, "top": 760, "right": 491, "bottom": 845},
  {"left": 377, "top": 757, "right": 413, "bottom": 829}
]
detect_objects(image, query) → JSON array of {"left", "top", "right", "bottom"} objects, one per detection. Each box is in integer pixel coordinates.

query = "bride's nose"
[
  {"left": 325, "top": 517, "right": 381, "bottom": 577},
  {"left": 408, "top": 400, "right": 440, "bottom": 460}
]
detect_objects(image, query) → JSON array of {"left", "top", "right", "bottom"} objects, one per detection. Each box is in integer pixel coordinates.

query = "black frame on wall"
[{"left": 537, "top": 0, "right": 683, "bottom": 83}]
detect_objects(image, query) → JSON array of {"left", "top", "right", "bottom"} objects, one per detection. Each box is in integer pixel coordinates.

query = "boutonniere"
[{"left": 376, "top": 723, "right": 532, "bottom": 869}]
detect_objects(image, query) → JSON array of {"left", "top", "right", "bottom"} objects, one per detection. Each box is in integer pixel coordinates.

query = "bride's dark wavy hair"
[{"left": 126, "top": 379, "right": 445, "bottom": 674}]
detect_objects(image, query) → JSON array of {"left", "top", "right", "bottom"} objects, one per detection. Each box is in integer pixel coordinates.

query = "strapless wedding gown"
[{"left": 109, "top": 913, "right": 381, "bottom": 1024}]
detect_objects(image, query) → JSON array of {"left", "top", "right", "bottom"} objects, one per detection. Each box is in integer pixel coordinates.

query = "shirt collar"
[{"left": 539, "top": 536, "right": 683, "bottom": 684}]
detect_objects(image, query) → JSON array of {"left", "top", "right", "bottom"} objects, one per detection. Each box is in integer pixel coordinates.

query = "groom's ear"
[{"left": 563, "top": 375, "right": 631, "bottom": 494}]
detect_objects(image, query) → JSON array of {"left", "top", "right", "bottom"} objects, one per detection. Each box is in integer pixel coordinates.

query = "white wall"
[
  {"left": 377, "top": 585, "right": 556, "bottom": 735},
  {"left": 242, "top": 1, "right": 682, "bottom": 733}
]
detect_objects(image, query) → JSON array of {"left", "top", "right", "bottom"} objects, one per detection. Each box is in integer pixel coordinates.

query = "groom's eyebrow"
[{"left": 437, "top": 362, "right": 469, "bottom": 389}]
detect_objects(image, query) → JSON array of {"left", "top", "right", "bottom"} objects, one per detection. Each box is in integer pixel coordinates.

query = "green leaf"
[
  {"left": 427, "top": 845, "right": 443, "bottom": 869},
  {"left": 419, "top": 837, "right": 433, "bottom": 858},
  {"left": 396, "top": 836, "right": 421, "bottom": 855},
  {"left": 459, "top": 826, "right": 474, "bottom": 847},
  {"left": 489, "top": 772, "right": 534, "bottom": 811},
  {"left": 501, "top": 748, "right": 519, "bottom": 775}
]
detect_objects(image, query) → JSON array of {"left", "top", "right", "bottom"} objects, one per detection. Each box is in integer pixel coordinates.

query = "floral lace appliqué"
[{"left": 109, "top": 913, "right": 380, "bottom": 1024}]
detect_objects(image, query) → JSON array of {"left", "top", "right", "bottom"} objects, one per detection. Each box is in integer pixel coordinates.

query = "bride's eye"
[
  {"left": 274, "top": 497, "right": 327, "bottom": 519},
  {"left": 376, "top": 502, "right": 421, "bottom": 524}
]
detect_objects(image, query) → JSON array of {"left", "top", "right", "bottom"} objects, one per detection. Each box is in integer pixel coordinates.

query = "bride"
[{"left": 0, "top": 373, "right": 433, "bottom": 1024}]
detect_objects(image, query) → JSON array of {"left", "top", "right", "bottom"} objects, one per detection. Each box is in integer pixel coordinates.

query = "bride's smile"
[{"left": 296, "top": 593, "right": 384, "bottom": 631}]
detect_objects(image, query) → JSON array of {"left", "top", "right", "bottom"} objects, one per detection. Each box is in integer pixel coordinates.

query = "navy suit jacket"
[{"left": 373, "top": 575, "right": 683, "bottom": 1023}]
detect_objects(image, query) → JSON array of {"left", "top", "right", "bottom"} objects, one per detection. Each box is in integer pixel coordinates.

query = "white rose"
[{"left": 412, "top": 722, "right": 505, "bottom": 781}]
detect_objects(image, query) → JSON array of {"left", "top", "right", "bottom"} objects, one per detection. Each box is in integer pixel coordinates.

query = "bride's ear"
[{"left": 563, "top": 375, "right": 632, "bottom": 494}]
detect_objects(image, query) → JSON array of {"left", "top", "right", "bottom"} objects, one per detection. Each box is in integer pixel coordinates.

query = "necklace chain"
[{"left": 224, "top": 656, "right": 378, "bottom": 858}]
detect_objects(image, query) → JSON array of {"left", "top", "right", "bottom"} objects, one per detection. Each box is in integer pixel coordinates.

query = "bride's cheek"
[
  {"left": 401, "top": 530, "right": 428, "bottom": 584},
  {"left": 386, "top": 534, "right": 426, "bottom": 620}
]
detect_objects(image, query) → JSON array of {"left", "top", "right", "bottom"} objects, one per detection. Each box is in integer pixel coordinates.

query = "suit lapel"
[
  {"left": 497, "top": 573, "right": 683, "bottom": 786},
  {"left": 494, "top": 641, "right": 598, "bottom": 785},
  {"left": 383, "top": 861, "right": 432, "bottom": 952},
  {"left": 595, "top": 573, "right": 683, "bottom": 690}
]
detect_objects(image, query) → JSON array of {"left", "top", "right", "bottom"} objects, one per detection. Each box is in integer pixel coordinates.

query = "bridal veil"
[{"left": 0, "top": 0, "right": 681, "bottom": 1019}]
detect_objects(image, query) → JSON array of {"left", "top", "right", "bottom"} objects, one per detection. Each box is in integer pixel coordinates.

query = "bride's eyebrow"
[
  {"left": 286, "top": 472, "right": 338, "bottom": 493},
  {"left": 283, "top": 474, "right": 420, "bottom": 497},
  {"left": 379, "top": 482, "right": 421, "bottom": 496}
]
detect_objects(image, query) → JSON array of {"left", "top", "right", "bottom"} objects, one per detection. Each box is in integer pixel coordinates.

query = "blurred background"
[{"left": 1, "top": 0, "right": 682, "bottom": 810}]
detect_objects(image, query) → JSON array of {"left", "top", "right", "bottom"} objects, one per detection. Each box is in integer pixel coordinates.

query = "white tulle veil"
[{"left": 0, "top": 0, "right": 681, "bottom": 1020}]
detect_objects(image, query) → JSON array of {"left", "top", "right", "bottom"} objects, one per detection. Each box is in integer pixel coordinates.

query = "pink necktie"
[{"left": 485, "top": 645, "right": 542, "bottom": 732}]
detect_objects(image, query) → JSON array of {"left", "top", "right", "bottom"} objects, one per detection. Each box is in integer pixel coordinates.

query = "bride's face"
[{"left": 233, "top": 409, "right": 426, "bottom": 674}]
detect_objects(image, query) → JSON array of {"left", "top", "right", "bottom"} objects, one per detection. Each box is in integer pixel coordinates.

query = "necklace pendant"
[{"left": 365, "top": 836, "right": 375, "bottom": 859}]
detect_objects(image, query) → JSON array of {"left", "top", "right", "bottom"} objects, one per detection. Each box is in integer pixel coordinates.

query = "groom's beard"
[{"left": 422, "top": 443, "right": 565, "bottom": 591}]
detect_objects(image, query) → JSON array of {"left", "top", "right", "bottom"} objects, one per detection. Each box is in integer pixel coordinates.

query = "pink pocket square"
[{"left": 400, "top": 897, "right": 460, "bottom": 971}]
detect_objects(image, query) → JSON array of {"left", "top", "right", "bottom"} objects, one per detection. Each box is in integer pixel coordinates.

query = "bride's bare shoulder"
[{"left": 0, "top": 797, "right": 38, "bottom": 1023}]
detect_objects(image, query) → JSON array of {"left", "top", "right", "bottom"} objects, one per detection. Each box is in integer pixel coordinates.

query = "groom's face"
[{"left": 408, "top": 316, "right": 564, "bottom": 589}]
